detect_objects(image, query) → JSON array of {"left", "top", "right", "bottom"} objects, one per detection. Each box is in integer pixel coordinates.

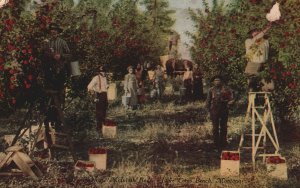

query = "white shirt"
[
  {"left": 87, "top": 74, "right": 108, "bottom": 93},
  {"left": 245, "top": 32, "right": 269, "bottom": 64}
]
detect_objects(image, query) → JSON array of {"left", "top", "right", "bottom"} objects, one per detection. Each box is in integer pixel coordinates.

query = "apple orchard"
[{"left": 0, "top": 0, "right": 299, "bottom": 128}]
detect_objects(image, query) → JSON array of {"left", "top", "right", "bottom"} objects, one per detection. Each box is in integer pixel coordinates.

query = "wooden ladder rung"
[
  {"left": 258, "top": 154, "right": 280, "bottom": 157},
  {"left": 0, "top": 172, "right": 25, "bottom": 176},
  {"left": 245, "top": 134, "right": 261, "bottom": 137},
  {"left": 52, "top": 144, "right": 69, "bottom": 149},
  {"left": 252, "top": 106, "right": 265, "bottom": 109},
  {"left": 241, "top": 147, "right": 264, "bottom": 150}
]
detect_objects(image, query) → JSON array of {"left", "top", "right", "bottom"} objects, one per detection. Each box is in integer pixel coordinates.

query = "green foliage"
[
  {"left": 189, "top": 0, "right": 300, "bottom": 121},
  {"left": 0, "top": 0, "right": 174, "bottom": 112},
  {"left": 140, "top": 0, "right": 175, "bottom": 32}
]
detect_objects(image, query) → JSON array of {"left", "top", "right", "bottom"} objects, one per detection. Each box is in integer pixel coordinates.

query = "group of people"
[
  {"left": 87, "top": 63, "right": 234, "bottom": 151},
  {"left": 181, "top": 63, "right": 204, "bottom": 101},
  {"left": 124, "top": 62, "right": 206, "bottom": 109},
  {"left": 123, "top": 64, "right": 165, "bottom": 109},
  {"left": 47, "top": 20, "right": 273, "bottom": 153}
]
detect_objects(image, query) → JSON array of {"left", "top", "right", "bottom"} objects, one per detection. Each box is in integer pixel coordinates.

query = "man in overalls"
[{"left": 206, "top": 76, "right": 234, "bottom": 150}]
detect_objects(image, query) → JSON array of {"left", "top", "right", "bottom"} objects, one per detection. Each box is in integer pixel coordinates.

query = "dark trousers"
[
  {"left": 184, "top": 79, "right": 192, "bottom": 100},
  {"left": 247, "top": 75, "right": 261, "bottom": 92},
  {"left": 193, "top": 80, "right": 203, "bottom": 100},
  {"left": 210, "top": 108, "right": 228, "bottom": 148},
  {"left": 96, "top": 92, "right": 108, "bottom": 129}
]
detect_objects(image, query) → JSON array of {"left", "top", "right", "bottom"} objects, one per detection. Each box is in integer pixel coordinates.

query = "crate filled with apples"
[
  {"left": 220, "top": 151, "right": 240, "bottom": 176},
  {"left": 74, "top": 160, "right": 95, "bottom": 177},
  {"left": 266, "top": 155, "right": 287, "bottom": 180},
  {"left": 102, "top": 119, "right": 117, "bottom": 138},
  {"left": 88, "top": 148, "right": 107, "bottom": 170}
]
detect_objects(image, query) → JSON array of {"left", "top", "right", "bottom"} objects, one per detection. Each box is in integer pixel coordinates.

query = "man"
[
  {"left": 43, "top": 23, "right": 71, "bottom": 92},
  {"left": 193, "top": 64, "right": 204, "bottom": 100},
  {"left": 245, "top": 22, "right": 272, "bottom": 91},
  {"left": 42, "top": 23, "right": 70, "bottom": 131},
  {"left": 153, "top": 65, "right": 164, "bottom": 99},
  {"left": 168, "top": 31, "right": 180, "bottom": 58},
  {"left": 182, "top": 64, "right": 193, "bottom": 101},
  {"left": 206, "top": 76, "right": 234, "bottom": 150},
  {"left": 87, "top": 66, "right": 109, "bottom": 131}
]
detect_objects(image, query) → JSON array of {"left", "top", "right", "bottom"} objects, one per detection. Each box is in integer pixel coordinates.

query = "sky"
[
  {"left": 168, "top": 0, "right": 205, "bottom": 59},
  {"left": 167, "top": 0, "right": 230, "bottom": 59}
]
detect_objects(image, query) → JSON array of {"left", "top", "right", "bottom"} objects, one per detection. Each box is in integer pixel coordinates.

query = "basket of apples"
[
  {"left": 74, "top": 160, "right": 95, "bottom": 176},
  {"left": 266, "top": 155, "right": 287, "bottom": 180},
  {"left": 220, "top": 151, "right": 240, "bottom": 176},
  {"left": 102, "top": 119, "right": 117, "bottom": 138},
  {"left": 88, "top": 148, "right": 107, "bottom": 170}
]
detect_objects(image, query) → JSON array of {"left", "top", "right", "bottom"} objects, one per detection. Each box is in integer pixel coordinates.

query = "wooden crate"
[
  {"left": 266, "top": 155, "right": 288, "bottom": 180},
  {"left": 220, "top": 150, "right": 240, "bottom": 176},
  {"left": 74, "top": 160, "right": 95, "bottom": 177},
  {"left": 88, "top": 148, "right": 107, "bottom": 170},
  {"left": 107, "top": 83, "right": 117, "bottom": 101},
  {"left": 0, "top": 146, "right": 42, "bottom": 179},
  {"left": 102, "top": 125, "right": 117, "bottom": 138}
]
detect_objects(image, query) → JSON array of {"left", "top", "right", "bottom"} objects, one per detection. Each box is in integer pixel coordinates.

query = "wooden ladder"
[
  {"left": 0, "top": 146, "right": 43, "bottom": 179},
  {"left": 238, "top": 92, "right": 280, "bottom": 170}
]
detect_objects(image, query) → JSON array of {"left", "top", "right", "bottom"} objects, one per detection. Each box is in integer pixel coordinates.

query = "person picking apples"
[{"left": 245, "top": 22, "right": 272, "bottom": 91}]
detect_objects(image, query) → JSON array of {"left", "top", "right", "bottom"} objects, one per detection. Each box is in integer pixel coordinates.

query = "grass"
[{"left": 0, "top": 95, "right": 299, "bottom": 187}]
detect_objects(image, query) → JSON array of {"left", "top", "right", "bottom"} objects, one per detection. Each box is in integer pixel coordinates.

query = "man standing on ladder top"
[
  {"left": 168, "top": 31, "right": 180, "bottom": 59},
  {"left": 42, "top": 23, "right": 71, "bottom": 131},
  {"left": 206, "top": 76, "right": 235, "bottom": 151},
  {"left": 245, "top": 22, "right": 272, "bottom": 91}
]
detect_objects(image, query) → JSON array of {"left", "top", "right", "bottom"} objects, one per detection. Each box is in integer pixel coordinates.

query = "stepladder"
[
  {"left": 0, "top": 146, "right": 43, "bottom": 179},
  {"left": 42, "top": 90, "right": 77, "bottom": 161},
  {"left": 238, "top": 92, "right": 280, "bottom": 169}
]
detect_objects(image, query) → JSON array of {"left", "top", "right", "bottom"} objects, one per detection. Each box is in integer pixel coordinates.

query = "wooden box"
[
  {"left": 74, "top": 160, "right": 95, "bottom": 177},
  {"left": 220, "top": 151, "right": 240, "bottom": 176},
  {"left": 266, "top": 155, "right": 288, "bottom": 180},
  {"left": 102, "top": 125, "right": 117, "bottom": 139},
  {"left": 88, "top": 148, "right": 107, "bottom": 170},
  {"left": 107, "top": 83, "right": 117, "bottom": 101}
]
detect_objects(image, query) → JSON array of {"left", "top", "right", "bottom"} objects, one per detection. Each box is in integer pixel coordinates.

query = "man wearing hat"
[
  {"left": 206, "top": 75, "right": 234, "bottom": 150},
  {"left": 42, "top": 23, "right": 71, "bottom": 132},
  {"left": 43, "top": 23, "right": 71, "bottom": 91},
  {"left": 87, "top": 66, "right": 109, "bottom": 131},
  {"left": 245, "top": 22, "right": 272, "bottom": 91}
]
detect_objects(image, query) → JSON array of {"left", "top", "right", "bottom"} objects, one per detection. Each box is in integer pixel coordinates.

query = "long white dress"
[{"left": 124, "top": 73, "right": 138, "bottom": 106}]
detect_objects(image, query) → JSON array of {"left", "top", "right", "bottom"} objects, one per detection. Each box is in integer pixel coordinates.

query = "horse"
[{"left": 165, "top": 58, "right": 193, "bottom": 77}]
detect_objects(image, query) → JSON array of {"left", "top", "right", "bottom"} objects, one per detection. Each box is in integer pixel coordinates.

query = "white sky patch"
[{"left": 168, "top": 0, "right": 230, "bottom": 60}]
